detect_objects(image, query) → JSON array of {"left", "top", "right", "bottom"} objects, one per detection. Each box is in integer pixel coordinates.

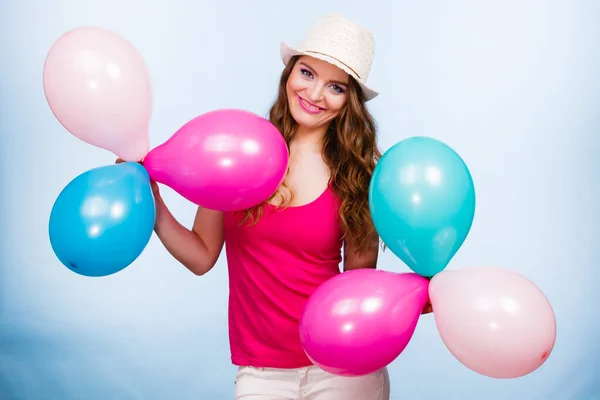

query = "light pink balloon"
[
  {"left": 43, "top": 27, "right": 152, "bottom": 161},
  {"left": 429, "top": 266, "right": 556, "bottom": 379},
  {"left": 300, "top": 270, "right": 430, "bottom": 376},
  {"left": 143, "top": 109, "right": 289, "bottom": 211}
]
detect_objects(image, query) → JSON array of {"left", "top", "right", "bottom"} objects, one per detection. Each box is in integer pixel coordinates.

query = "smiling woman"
[
  {"left": 286, "top": 58, "right": 350, "bottom": 127},
  {"left": 146, "top": 13, "right": 390, "bottom": 400}
]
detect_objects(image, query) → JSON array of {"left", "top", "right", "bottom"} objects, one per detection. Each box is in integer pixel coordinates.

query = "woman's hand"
[
  {"left": 150, "top": 180, "right": 163, "bottom": 205},
  {"left": 115, "top": 157, "right": 163, "bottom": 207},
  {"left": 421, "top": 302, "right": 433, "bottom": 315},
  {"left": 420, "top": 276, "right": 433, "bottom": 314}
]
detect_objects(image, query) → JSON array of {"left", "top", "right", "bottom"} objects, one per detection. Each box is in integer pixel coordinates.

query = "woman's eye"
[
  {"left": 300, "top": 69, "right": 314, "bottom": 78},
  {"left": 330, "top": 84, "right": 344, "bottom": 94}
]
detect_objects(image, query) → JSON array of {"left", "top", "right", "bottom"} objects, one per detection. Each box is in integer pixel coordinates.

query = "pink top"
[{"left": 223, "top": 184, "right": 343, "bottom": 368}]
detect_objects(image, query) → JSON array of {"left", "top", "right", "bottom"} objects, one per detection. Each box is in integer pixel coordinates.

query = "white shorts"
[{"left": 234, "top": 365, "right": 390, "bottom": 400}]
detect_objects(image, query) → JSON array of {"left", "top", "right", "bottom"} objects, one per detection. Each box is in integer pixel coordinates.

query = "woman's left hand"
[
  {"left": 421, "top": 276, "right": 433, "bottom": 314},
  {"left": 421, "top": 302, "right": 433, "bottom": 315}
]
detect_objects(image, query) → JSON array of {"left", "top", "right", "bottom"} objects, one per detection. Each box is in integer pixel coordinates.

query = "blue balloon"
[
  {"left": 49, "top": 162, "right": 156, "bottom": 277},
  {"left": 369, "top": 137, "right": 476, "bottom": 277}
]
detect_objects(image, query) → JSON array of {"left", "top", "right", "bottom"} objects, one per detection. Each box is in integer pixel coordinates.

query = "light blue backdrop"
[{"left": 1, "top": 0, "right": 599, "bottom": 399}]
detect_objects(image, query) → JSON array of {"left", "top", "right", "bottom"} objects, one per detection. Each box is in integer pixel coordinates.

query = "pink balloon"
[
  {"left": 143, "top": 109, "right": 289, "bottom": 211},
  {"left": 43, "top": 27, "right": 152, "bottom": 161},
  {"left": 300, "top": 269, "right": 430, "bottom": 376},
  {"left": 429, "top": 266, "right": 556, "bottom": 379}
]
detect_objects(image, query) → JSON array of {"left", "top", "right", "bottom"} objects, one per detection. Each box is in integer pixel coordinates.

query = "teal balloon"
[
  {"left": 369, "top": 137, "right": 476, "bottom": 277},
  {"left": 49, "top": 162, "right": 156, "bottom": 277}
]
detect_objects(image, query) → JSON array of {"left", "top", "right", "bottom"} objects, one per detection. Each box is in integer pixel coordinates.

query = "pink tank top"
[{"left": 223, "top": 183, "right": 343, "bottom": 368}]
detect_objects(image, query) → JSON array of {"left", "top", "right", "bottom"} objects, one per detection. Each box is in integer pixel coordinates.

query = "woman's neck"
[{"left": 290, "top": 125, "right": 326, "bottom": 153}]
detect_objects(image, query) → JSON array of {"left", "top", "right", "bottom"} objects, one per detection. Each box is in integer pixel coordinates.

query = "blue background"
[{"left": 1, "top": 0, "right": 599, "bottom": 399}]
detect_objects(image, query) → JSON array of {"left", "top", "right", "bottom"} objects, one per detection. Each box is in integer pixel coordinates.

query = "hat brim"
[{"left": 280, "top": 41, "right": 378, "bottom": 101}]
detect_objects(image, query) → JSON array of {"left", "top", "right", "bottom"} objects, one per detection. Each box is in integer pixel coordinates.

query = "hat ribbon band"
[{"left": 303, "top": 50, "right": 362, "bottom": 80}]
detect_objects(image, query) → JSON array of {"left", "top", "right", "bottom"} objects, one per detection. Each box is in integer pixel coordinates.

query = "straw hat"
[{"left": 280, "top": 14, "right": 378, "bottom": 101}]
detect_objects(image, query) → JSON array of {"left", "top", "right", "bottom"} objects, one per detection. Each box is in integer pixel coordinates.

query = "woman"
[{"left": 147, "top": 14, "right": 399, "bottom": 400}]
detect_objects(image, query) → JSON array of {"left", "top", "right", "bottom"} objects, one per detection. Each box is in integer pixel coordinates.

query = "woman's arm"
[
  {"left": 116, "top": 158, "right": 224, "bottom": 275},
  {"left": 153, "top": 186, "right": 224, "bottom": 276},
  {"left": 342, "top": 231, "right": 379, "bottom": 271},
  {"left": 342, "top": 231, "right": 432, "bottom": 314}
]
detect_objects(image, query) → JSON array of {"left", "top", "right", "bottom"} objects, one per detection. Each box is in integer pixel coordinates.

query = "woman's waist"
[
  {"left": 228, "top": 309, "right": 310, "bottom": 366},
  {"left": 226, "top": 246, "right": 342, "bottom": 279}
]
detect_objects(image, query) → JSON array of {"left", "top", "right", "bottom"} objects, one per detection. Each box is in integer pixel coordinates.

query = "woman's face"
[{"left": 286, "top": 56, "right": 349, "bottom": 132}]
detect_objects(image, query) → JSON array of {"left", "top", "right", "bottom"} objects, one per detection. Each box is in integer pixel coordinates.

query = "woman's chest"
[
  {"left": 225, "top": 190, "right": 343, "bottom": 255},
  {"left": 272, "top": 151, "right": 331, "bottom": 208}
]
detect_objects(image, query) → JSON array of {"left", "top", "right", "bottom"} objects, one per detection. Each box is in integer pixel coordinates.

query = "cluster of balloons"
[
  {"left": 299, "top": 137, "right": 556, "bottom": 380},
  {"left": 44, "top": 25, "right": 556, "bottom": 382},
  {"left": 44, "top": 27, "right": 288, "bottom": 277}
]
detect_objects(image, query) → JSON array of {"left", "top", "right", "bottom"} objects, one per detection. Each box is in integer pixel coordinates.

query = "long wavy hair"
[{"left": 241, "top": 55, "right": 381, "bottom": 254}]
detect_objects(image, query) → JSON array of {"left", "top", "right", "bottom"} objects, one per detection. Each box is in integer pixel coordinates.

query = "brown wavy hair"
[{"left": 241, "top": 55, "right": 381, "bottom": 254}]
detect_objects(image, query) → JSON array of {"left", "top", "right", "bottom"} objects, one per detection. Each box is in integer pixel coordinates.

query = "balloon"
[
  {"left": 49, "top": 162, "right": 156, "bottom": 277},
  {"left": 300, "top": 269, "right": 430, "bottom": 376},
  {"left": 43, "top": 27, "right": 152, "bottom": 161},
  {"left": 369, "top": 136, "right": 475, "bottom": 277},
  {"left": 429, "top": 266, "right": 556, "bottom": 379},
  {"left": 143, "top": 109, "right": 289, "bottom": 211}
]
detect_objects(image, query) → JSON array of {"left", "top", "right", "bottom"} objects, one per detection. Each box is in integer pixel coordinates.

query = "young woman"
[{"left": 144, "top": 14, "right": 406, "bottom": 400}]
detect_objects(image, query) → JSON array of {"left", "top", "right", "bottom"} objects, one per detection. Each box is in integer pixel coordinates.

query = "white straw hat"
[{"left": 280, "top": 14, "right": 378, "bottom": 101}]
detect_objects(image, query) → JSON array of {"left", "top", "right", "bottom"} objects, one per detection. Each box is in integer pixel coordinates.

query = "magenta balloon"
[
  {"left": 143, "top": 109, "right": 289, "bottom": 211},
  {"left": 300, "top": 269, "right": 430, "bottom": 376}
]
